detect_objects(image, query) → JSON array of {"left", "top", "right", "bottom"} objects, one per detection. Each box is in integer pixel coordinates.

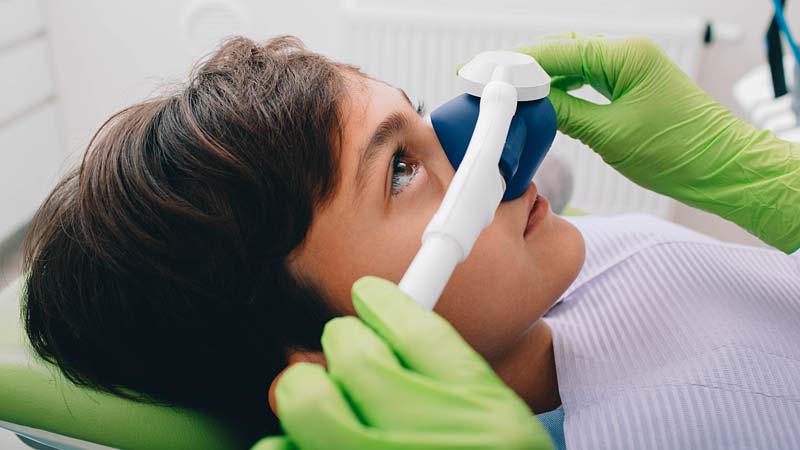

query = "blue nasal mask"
[
  {"left": 429, "top": 93, "right": 557, "bottom": 201},
  {"left": 399, "top": 50, "right": 558, "bottom": 310}
]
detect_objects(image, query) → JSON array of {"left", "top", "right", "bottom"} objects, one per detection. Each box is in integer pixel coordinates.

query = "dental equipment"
[
  {"left": 769, "top": 0, "right": 800, "bottom": 117},
  {"left": 398, "top": 51, "right": 557, "bottom": 310}
]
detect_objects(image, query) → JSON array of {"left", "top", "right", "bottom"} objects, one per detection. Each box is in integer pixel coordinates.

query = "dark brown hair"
[{"left": 23, "top": 36, "right": 355, "bottom": 441}]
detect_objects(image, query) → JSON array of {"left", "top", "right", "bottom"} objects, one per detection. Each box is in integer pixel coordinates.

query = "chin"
[
  {"left": 533, "top": 213, "right": 585, "bottom": 299},
  {"left": 554, "top": 215, "right": 586, "bottom": 282}
]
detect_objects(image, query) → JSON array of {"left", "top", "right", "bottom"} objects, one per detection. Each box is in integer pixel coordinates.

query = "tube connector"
[{"left": 399, "top": 80, "right": 518, "bottom": 309}]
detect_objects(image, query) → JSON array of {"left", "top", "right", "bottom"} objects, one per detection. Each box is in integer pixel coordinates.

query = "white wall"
[
  {"left": 0, "top": 0, "right": 63, "bottom": 243},
  {"left": 49, "top": 0, "right": 796, "bottom": 154},
  {"left": 42, "top": 0, "right": 800, "bottom": 245},
  {"left": 44, "top": 0, "right": 344, "bottom": 157}
]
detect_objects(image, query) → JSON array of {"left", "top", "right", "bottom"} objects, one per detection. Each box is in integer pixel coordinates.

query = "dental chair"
[{"left": 0, "top": 277, "right": 250, "bottom": 450}]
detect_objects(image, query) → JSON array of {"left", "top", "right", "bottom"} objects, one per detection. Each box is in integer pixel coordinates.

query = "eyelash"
[
  {"left": 390, "top": 144, "right": 419, "bottom": 196},
  {"left": 415, "top": 101, "right": 426, "bottom": 116}
]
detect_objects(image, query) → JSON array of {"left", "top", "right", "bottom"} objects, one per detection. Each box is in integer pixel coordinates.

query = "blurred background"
[{"left": 2, "top": 0, "right": 799, "bottom": 295}]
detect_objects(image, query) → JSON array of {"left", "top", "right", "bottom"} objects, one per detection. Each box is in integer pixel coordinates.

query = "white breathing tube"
[{"left": 398, "top": 52, "right": 551, "bottom": 310}]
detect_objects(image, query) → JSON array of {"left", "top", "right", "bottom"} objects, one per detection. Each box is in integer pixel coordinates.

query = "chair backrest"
[{"left": 0, "top": 277, "right": 251, "bottom": 450}]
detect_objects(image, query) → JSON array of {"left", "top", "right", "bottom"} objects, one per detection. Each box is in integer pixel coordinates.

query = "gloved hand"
[
  {"left": 251, "top": 276, "right": 553, "bottom": 450},
  {"left": 516, "top": 34, "right": 800, "bottom": 253},
  {"left": 250, "top": 437, "right": 296, "bottom": 450}
]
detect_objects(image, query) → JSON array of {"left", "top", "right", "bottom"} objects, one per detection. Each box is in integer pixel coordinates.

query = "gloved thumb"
[{"left": 547, "top": 88, "right": 606, "bottom": 145}]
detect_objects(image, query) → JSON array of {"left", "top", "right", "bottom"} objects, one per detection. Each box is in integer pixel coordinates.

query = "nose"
[{"left": 428, "top": 93, "right": 557, "bottom": 201}]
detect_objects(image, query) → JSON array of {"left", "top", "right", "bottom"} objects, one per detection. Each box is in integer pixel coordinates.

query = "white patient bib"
[{"left": 544, "top": 215, "right": 800, "bottom": 450}]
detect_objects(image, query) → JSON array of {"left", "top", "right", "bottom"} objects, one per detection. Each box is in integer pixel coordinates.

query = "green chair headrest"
[{"left": 0, "top": 277, "right": 251, "bottom": 450}]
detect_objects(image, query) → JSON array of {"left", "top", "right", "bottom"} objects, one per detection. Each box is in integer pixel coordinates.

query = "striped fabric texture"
[{"left": 544, "top": 215, "right": 800, "bottom": 450}]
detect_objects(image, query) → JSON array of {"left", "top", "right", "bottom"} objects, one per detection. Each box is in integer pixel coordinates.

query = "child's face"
[{"left": 290, "top": 74, "right": 585, "bottom": 362}]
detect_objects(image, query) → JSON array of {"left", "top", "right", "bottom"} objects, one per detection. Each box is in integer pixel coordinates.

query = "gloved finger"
[
  {"left": 516, "top": 34, "right": 617, "bottom": 98},
  {"left": 323, "top": 315, "right": 473, "bottom": 430},
  {"left": 320, "top": 316, "right": 414, "bottom": 422},
  {"left": 515, "top": 32, "right": 596, "bottom": 78},
  {"left": 547, "top": 88, "right": 607, "bottom": 141},
  {"left": 459, "top": 34, "right": 590, "bottom": 80},
  {"left": 459, "top": 34, "right": 595, "bottom": 88},
  {"left": 249, "top": 436, "right": 298, "bottom": 450},
  {"left": 276, "top": 362, "right": 374, "bottom": 450},
  {"left": 277, "top": 362, "right": 440, "bottom": 450},
  {"left": 351, "top": 276, "right": 499, "bottom": 386},
  {"left": 550, "top": 74, "right": 585, "bottom": 92}
]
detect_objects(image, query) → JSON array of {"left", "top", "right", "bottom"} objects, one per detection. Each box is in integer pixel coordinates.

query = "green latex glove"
[
  {"left": 250, "top": 437, "right": 296, "bottom": 450},
  {"left": 516, "top": 34, "right": 800, "bottom": 253},
  {"left": 261, "top": 276, "right": 552, "bottom": 450}
]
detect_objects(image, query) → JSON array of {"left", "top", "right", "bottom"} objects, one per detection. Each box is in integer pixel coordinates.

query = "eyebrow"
[{"left": 353, "top": 88, "right": 418, "bottom": 194}]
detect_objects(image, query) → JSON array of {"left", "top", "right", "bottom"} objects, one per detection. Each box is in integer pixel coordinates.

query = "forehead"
[
  {"left": 337, "top": 75, "right": 409, "bottom": 179},
  {"left": 342, "top": 76, "right": 408, "bottom": 144}
]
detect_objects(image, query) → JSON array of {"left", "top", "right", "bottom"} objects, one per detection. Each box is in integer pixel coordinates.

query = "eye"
[{"left": 390, "top": 145, "right": 419, "bottom": 196}]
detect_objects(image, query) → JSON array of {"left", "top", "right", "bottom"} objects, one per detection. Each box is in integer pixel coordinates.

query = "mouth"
[{"left": 523, "top": 182, "right": 550, "bottom": 238}]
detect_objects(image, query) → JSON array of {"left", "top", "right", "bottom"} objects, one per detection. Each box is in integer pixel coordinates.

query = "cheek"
[
  {"left": 358, "top": 223, "right": 425, "bottom": 282},
  {"left": 321, "top": 199, "right": 440, "bottom": 314},
  {"left": 434, "top": 214, "right": 585, "bottom": 361},
  {"left": 350, "top": 172, "right": 446, "bottom": 284},
  {"left": 434, "top": 224, "right": 528, "bottom": 358}
]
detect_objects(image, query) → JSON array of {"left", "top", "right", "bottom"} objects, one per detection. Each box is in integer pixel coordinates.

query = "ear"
[{"left": 268, "top": 349, "right": 327, "bottom": 417}]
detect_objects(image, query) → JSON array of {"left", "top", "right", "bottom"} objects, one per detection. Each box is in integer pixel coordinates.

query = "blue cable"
[{"left": 772, "top": 0, "right": 800, "bottom": 63}]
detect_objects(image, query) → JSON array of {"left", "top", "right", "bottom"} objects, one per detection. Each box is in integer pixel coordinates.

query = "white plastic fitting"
[
  {"left": 398, "top": 50, "right": 549, "bottom": 310},
  {"left": 458, "top": 51, "right": 551, "bottom": 101}
]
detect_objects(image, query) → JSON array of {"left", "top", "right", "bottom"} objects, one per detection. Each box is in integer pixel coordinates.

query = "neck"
[{"left": 491, "top": 320, "right": 560, "bottom": 413}]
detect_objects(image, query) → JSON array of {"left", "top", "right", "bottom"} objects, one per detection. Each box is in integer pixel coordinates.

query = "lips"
[{"left": 523, "top": 183, "right": 550, "bottom": 238}]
